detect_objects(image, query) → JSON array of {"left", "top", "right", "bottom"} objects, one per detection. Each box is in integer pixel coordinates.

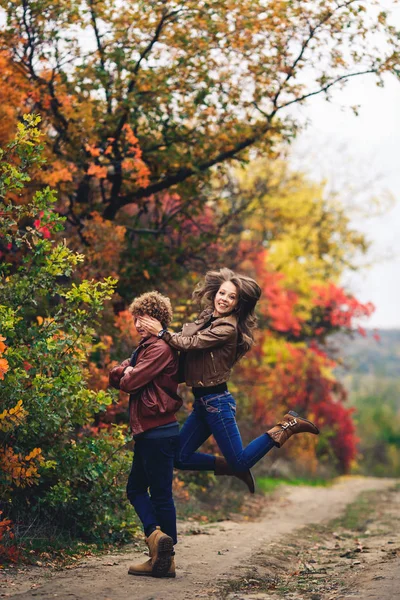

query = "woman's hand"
[
  {"left": 124, "top": 366, "right": 134, "bottom": 375},
  {"left": 139, "top": 316, "right": 163, "bottom": 336}
]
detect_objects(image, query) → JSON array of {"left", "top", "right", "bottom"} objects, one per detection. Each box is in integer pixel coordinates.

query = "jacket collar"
[
  {"left": 213, "top": 312, "right": 238, "bottom": 326},
  {"left": 138, "top": 335, "right": 159, "bottom": 348},
  {"left": 195, "top": 309, "right": 237, "bottom": 327}
]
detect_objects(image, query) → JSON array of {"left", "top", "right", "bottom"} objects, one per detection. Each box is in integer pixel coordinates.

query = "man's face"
[{"left": 134, "top": 314, "right": 149, "bottom": 339}]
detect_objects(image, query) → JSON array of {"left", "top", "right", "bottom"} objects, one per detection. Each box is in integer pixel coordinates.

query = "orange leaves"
[
  {"left": 0, "top": 445, "right": 43, "bottom": 488},
  {"left": 40, "top": 160, "right": 76, "bottom": 187},
  {"left": 87, "top": 164, "right": 108, "bottom": 179},
  {"left": 0, "top": 50, "right": 30, "bottom": 147},
  {"left": 85, "top": 143, "right": 101, "bottom": 158},
  {"left": 0, "top": 358, "right": 8, "bottom": 380},
  {"left": 123, "top": 124, "right": 140, "bottom": 148},
  {"left": 85, "top": 129, "right": 150, "bottom": 188},
  {"left": 113, "top": 310, "right": 139, "bottom": 347},
  {"left": 121, "top": 124, "right": 150, "bottom": 188},
  {"left": 0, "top": 336, "right": 8, "bottom": 380},
  {"left": 79, "top": 211, "right": 126, "bottom": 279},
  {"left": 0, "top": 394, "right": 43, "bottom": 489}
]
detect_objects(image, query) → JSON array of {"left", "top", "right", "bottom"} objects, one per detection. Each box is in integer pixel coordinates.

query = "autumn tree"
[
  {"left": 206, "top": 158, "right": 376, "bottom": 473},
  {"left": 0, "top": 1, "right": 398, "bottom": 285}
]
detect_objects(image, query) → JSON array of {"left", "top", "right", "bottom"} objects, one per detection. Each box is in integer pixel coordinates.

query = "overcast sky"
[{"left": 288, "top": 7, "right": 400, "bottom": 330}]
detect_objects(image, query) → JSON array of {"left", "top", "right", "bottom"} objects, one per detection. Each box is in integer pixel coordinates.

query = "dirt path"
[{"left": 1, "top": 476, "right": 398, "bottom": 600}]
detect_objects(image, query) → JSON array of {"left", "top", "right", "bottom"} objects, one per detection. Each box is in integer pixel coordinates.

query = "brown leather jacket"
[
  {"left": 109, "top": 336, "right": 182, "bottom": 436},
  {"left": 161, "top": 309, "right": 238, "bottom": 387}
]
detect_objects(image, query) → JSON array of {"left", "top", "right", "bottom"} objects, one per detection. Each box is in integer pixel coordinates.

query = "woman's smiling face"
[{"left": 213, "top": 281, "right": 239, "bottom": 317}]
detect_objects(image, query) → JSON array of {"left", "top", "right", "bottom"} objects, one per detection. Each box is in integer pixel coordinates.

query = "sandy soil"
[{"left": 1, "top": 476, "right": 398, "bottom": 600}]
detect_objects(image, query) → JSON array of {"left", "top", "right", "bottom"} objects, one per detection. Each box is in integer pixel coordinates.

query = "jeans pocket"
[
  {"left": 204, "top": 398, "right": 221, "bottom": 413},
  {"left": 228, "top": 402, "right": 237, "bottom": 414}
]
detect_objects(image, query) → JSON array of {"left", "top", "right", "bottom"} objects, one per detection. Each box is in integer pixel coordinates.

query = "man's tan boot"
[
  {"left": 166, "top": 556, "right": 176, "bottom": 578},
  {"left": 128, "top": 556, "right": 176, "bottom": 578},
  {"left": 128, "top": 527, "right": 174, "bottom": 577},
  {"left": 214, "top": 456, "right": 255, "bottom": 494},
  {"left": 146, "top": 527, "right": 174, "bottom": 577},
  {"left": 128, "top": 557, "right": 153, "bottom": 576},
  {"left": 267, "top": 410, "right": 319, "bottom": 448}
]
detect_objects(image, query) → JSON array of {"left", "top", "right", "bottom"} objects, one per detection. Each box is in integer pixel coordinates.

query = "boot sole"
[
  {"left": 128, "top": 569, "right": 152, "bottom": 576},
  {"left": 151, "top": 535, "right": 174, "bottom": 578},
  {"left": 128, "top": 569, "right": 175, "bottom": 578},
  {"left": 248, "top": 470, "right": 255, "bottom": 494},
  {"left": 288, "top": 411, "right": 320, "bottom": 434}
]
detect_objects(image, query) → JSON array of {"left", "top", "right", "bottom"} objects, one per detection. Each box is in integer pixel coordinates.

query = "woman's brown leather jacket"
[{"left": 161, "top": 309, "right": 238, "bottom": 387}]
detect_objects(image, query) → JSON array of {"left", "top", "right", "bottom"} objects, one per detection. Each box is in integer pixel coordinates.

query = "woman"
[{"left": 140, "top": 268, "right": 319, "bottom": 493}]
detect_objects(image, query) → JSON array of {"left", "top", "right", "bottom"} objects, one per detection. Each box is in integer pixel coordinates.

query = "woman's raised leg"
[
  {"left": 174, "top": 402, "right": 216, "bottom": 470},
  {"left": 205, "top": 393, "right": 276, "bottom": 470}
]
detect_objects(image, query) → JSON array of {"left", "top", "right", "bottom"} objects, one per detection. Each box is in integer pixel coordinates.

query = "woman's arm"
[{"left": 139, "top": 316, "right": 236, "bottom": 351}]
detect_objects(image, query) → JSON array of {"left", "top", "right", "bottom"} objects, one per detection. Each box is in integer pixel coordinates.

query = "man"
[{"left": 109, "top": 291, "right": 182, "bottom": 578}]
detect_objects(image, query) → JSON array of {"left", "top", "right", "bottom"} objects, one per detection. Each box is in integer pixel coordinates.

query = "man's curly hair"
[{"left": 129, "top": 291, "right": 173, "bottom": 328}]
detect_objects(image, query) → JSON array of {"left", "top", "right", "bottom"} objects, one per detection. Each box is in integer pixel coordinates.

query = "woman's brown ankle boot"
[
  {"left": 267, "top": 411, "right": 319, "bottom": 448},
  {"left": 214, "top": 456, "right": 255, "bottom": 494}
]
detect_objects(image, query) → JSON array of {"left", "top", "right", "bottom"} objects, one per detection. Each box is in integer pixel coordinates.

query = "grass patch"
[
  {"left": 331, "top": 490, "right": 378, "bottom": 533},
  {"left": 257, "top": 476, "right": 331, "bottom": 493}
]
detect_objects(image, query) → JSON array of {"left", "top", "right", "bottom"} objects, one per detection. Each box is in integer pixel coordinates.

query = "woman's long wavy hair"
[{"left": 192, "top": 267, "right": 261, "bottom": 360}]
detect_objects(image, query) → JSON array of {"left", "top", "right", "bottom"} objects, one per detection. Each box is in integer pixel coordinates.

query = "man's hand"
[
  {"left": 124, "top": 366, "right": 134, "bottom": 375},
  {"left": 139, "top": 316, "right": 163, "bottom": 336}
]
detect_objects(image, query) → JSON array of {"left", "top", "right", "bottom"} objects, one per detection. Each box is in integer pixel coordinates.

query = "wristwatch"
[{"left": 157, "top": 329, "right": 167, "bottom": 338}]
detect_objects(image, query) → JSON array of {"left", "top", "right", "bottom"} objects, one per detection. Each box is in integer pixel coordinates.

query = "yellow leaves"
[
  {"left": 0, "top": 348, "right": 38, "bottom": 489},
  {"left": 0, "top": 400, "right": 28, "bottom": 432}
]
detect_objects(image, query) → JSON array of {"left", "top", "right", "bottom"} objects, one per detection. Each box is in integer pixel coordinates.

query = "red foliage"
[
  {"left": 236, "top": 338, "right": 358, "bottom": 473},
  {"left": 0, "top": 514, "right": 20, "bottom": 564},
  {"left": 33, "top": 211, "right": 51, "bottom": 239},
  {"left": 312, "top": 283, "right": 374, "bottom": 329}
]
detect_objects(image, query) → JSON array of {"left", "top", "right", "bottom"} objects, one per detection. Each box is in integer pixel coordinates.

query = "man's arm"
[
  {"left": 119, "top": 343, "right": 174, "bottom": 394},
  {"left": 109, "top": 358, "right": 130, "bottom": 389}
]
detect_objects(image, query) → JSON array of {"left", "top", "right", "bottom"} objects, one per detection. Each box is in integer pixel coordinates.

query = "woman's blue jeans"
[{"left": 175, "top": 391, "right": 276, "bottom": 472}]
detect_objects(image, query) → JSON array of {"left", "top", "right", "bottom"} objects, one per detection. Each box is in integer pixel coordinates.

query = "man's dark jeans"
[
  {"left": 126, "top": 435, "right": 178, "bottom": 544},
  {"left": 175, "top": 391, "right": 276, "bottom": 471}
]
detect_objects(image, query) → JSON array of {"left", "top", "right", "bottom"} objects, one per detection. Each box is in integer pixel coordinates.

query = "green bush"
[{"left": 0, "top": 116, "right": 137, "bottom": 544}]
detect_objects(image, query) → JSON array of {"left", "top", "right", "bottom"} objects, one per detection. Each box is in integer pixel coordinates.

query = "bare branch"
[
  {"left": 271, "top": 1, "right": 360, "bottom": 110},
  {"left": 113, "top": 8, "right": 180, "bottom": 142},
  {"left": 277, "top": 68, "right": 377, "bottom": 110},
  {"left": 103, "top": 122, "right": 271, "bottom": 219},
  {"left": 88, "top": 0, "right": 113, "bottom": 115}
]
